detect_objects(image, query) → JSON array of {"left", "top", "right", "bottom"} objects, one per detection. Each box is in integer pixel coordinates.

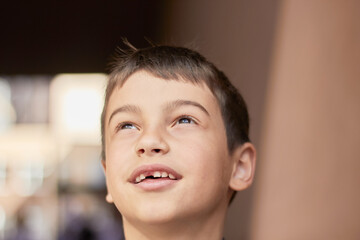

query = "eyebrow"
[
  {"left": 108, "top": 99, "right": 210, "bottom": 125},
  {"left": 108, "top": 104, "right": 141, "bottom": 125},
  {"left": 164, "top": 100, "right": 210, "bottom": 116}
]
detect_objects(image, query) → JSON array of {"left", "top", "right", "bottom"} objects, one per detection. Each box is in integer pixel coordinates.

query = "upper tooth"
[{"left": 135, "top": 171, "right": 175, "bottom": 182}]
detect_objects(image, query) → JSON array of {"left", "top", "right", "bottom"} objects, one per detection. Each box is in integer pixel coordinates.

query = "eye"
[
  {"left": 116, "top": 122, "right": 138, "bottom": 132},
  {"left": 175, "top": 116, "right": 197, "bottom": 125}
]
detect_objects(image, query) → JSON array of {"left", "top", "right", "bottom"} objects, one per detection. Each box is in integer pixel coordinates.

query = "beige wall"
[{"left": 251, "top": 1, "right": 360, "bottom": 239}]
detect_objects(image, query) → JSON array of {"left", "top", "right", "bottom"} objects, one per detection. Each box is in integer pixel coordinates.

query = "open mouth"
[
  {"left": 129, "top": 164, "right": 182, "bottom": 185},
  {"left": 134, "top": 170, "right": 177, "bottom": 183}
]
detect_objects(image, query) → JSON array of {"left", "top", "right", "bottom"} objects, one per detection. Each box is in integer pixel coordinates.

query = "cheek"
[
  {"left": 177, "top": 136, "right": 231, "bottom": 206},
  {"left": 179, "top": 130, "right": 230, "bottom": 178},
  {"left": 106, "top": 131, "right": 137, "bottom": 160},
  {"left": 105, "top": 142, "right": 134, "bottom": 210},
  {"left": 105, "top": 138, "right": 134, "bottom": 184}
]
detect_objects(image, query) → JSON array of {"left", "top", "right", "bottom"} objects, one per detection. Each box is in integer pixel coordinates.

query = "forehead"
[{"left": 107, "top": 71, "right": 219, "bottom": 114}]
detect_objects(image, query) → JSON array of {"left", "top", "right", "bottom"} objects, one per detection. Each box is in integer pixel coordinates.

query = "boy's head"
[
  {"left": 100, "top": 43, "right": 256, "bottom": 236},
  {"left": 101, "top": 44, "right": 250, "bottom": 160}
]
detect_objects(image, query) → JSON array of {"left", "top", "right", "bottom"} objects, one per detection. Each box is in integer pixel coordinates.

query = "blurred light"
[
  {"left": 63, "top": 90, "right": 101, "bottom": 132},
  {"left": 0, "top": 125, "right": 56, "bottom": 197},
  {"left": 14, "top": 161, "right": 44, "bottom": 197},
  {"left": 25, "top": 205, "right": 49, "bottom": 239},
  {"left": 0, "top": 205, "right": 5, "bottom": 239},
  {"left": 50, "top": 74, "right": 107, "bottom": 145},
  {"left": 0, "top": 160, "right": 7, "bottom": 196},
  {"left": 0, "top": 78, "right": 16, "bottom": 132},
  {"left": 0, "top": 79, "right": 11, "bottom": 100}
]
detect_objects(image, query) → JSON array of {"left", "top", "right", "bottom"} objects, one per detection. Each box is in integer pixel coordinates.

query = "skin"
[{"left": 102, "top": 70, "right": 256, "bottom": 240}]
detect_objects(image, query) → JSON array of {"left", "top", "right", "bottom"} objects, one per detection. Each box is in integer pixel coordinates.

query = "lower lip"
[{"left": 134, "top": 178, "right": 178, "bottom": 191}]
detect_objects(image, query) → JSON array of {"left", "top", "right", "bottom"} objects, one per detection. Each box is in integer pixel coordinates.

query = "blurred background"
[{"left": 0, "top": 1, "right": 359, "bottom": 239}]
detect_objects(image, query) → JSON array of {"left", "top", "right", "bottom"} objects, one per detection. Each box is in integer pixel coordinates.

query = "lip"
[{"left": 128, "top": 164, "right": 182, "bottom": 191}]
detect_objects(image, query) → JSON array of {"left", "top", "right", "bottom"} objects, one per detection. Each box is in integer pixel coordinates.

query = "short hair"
[{"left": 101, "top": 43, "right": 250, "bottom": 161}]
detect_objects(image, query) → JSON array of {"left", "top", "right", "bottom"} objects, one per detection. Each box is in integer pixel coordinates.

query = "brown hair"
[{"left": 101, "top": 43, "right": 250, "bottom": 161}]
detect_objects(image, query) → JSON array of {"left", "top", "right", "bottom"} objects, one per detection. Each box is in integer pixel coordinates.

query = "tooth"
[
  {"left": 154, "top": 171, "right": 161, "bottom": 178},
  {"left": 169, "top": 173, "right": 175, "bottom": 180},
  {"left": 161, "top": 172, "right": 168, "bottom": 178},
  {"left": 140, "top": 174, "right": 145, "bottom": 180},
  {"left": 136, "top": 176, "right": 141, "bottom": 183}
]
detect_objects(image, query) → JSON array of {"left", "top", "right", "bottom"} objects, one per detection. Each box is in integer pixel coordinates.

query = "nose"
[{"left": 135, "top": 128, "right": 170, "bottom": 157}]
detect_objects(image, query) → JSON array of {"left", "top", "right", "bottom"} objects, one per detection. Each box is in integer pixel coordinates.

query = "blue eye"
[
  {"left": 117, "top": 122, "right": 137, "bottom": 131},
  {"left": 122, "top": 123, "right": 136, "bottom": 129},
  {"left": 176, "top": 116, "right": 196, "bottom": 125}
]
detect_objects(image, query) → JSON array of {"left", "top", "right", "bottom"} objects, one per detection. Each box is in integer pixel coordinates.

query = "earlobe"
[
  {"left": 106, "top": 192, "right": 114, "bottom": 203},
  {"left": 101, "top": 159, "right": 106, "bottom": 171},
  {"left": 101, "top": 159, "right": 113, "bottom": 203},
  {"left": 229, "top": 142, "right": 256, "bottom": 191}
]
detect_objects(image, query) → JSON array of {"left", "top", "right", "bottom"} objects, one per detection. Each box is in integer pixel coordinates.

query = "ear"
[
  {"left": 101, "top": 159, "right": 114, "bottom": 203},
  {"left": 229, "top": 142, "right": 256, "bottom": 191},
  {"left": 105, "top": 192, "right": 114, "bottom": 203},
  {"left": 101, "top": 158, "right": 107, "bottom": 171}
]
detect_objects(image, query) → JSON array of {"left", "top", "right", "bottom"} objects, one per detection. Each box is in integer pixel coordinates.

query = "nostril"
[{"left": 136, "top": 146, "right": 167, "bottom": 156}]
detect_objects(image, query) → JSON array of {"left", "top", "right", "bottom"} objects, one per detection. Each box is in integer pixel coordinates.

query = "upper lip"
[{"left": 128, "top": 164, "right": 182, "bottom": 184}]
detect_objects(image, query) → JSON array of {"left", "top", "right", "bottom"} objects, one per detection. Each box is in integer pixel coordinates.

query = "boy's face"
[{"left": 103, "top": 70, "right": 235, "bottom": 225}]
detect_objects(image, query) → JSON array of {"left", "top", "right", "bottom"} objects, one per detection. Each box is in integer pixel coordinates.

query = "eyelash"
[
  {"left": 173, "top": 115, "right": 198, "bottom": 126},
  {"left": 115, "top": 115, "right": 198, "bottom": 132},
  {"left": 115, "top": 122, "right": 138, "bottom": 132}
]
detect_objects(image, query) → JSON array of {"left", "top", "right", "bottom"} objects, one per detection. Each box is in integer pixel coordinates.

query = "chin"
[
  {"left": 138, "top": 202, "right": 181, "bottom": 223},
  {"left": 115, "top": 199, "right": 179, "bottom": 224},
  {"left": 122, "top": 209, "right": 180, "bottom": 226},
  {"left": 137, "top": 213, "right": 178, "bottom": 225}
]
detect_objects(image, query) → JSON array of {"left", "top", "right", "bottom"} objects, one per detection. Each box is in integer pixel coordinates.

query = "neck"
[{"left": 123, "top": 206, "right": 227, "bottom": 240}]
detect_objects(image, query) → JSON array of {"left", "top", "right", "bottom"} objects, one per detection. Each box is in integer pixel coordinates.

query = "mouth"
[{"left": 129, "top": 164, "right": 182, "bottom": 187}]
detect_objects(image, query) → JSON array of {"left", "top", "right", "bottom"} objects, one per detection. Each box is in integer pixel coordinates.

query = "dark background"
[{"left": 0, "top": 0, "right": 166, "bottom": 74}]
